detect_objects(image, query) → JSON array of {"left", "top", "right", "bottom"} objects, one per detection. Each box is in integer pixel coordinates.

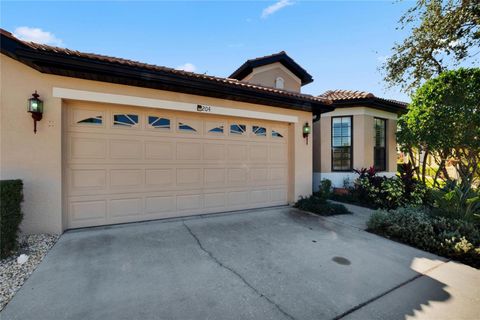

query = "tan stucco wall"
[
  {"left": 242, "top": 62, "right": 302, "bottom": 92},
  {"left": 1, "top": 54, "right": 312, "bottom": 234},
  {"left": 314, "top": 107, "right": 398, "bottom": 174}
]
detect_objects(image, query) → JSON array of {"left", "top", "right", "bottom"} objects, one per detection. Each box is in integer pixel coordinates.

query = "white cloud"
[
  {"left": 261, "top": 0, "right": 294, "bottom": 19},
  {"left": 13, "top": 27, "right": 63, "bottom": 46},
  {"left": 176, "top": 63, "right": 197, "bottom": 72}
]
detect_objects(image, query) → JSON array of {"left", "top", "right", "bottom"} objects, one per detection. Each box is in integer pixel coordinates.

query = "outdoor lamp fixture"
[
  {"left": 303, "top": 122, "right": 311, "bottom": 145},
  {"left": 27, "top": 91, "right": 43, "bottom": 134}
]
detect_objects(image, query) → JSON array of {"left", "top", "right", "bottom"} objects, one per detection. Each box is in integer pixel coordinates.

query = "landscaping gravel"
[{"left": 0, "top": 234, "right": 58, "bottom": 311}]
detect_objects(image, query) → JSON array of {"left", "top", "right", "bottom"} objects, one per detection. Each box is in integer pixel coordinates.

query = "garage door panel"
[
  {"left": 228, "top": 168, "right": 248, "bottom": 185},
  {"left": 145, "top": 141, "right": 175, "bottom": 160},
  {"left": 250, "top": 144, "right": 269, "bottom": 162},
  {"left": 70, "top": 169, "right": 106, "bottom": 190},
  {"left": 228, "top": 190, "right": 249, "bottom": 206},
  {"left": 66, "top": 104, "right": 289, "bottom": 228},
  {"left": 227, "top": 144, "right": 248, "bottom": 162},
  {"left": 270, "top": 188, "right": 288, "bottom": 202},
  {"left": 204, "top": 192, "right": 226, "bottom": 209},
  {"left": 69, "top": 200, "right": 107, "bottom": 224},
  {"left": 269, "top": 167, "right": 288, "bottom": 183},
  {"left": 269, "top": 145, "right": 288, "bottom": 163},
  {"left": 145, "top": 196, "right": 176, "bottom": 214},
  {"left": 110, "top": 139, "right": 142, "bottom": 160},
  {"left": 177, "top": 194, "right": 203, "bottom": 211},
  {"left": 145, "top": 169, "right": 174, "bottom": 187},
  {"left": 203, "top": 143, "right": 225, "bottom": 161},
  {"left": 204, "top": 168, "right": 226, "bottom": 186},
  {"left": 176, "top": 168, "right": 203, "bottom": 186},
  {"left": 250, "top": 167, "right": 268, "bottom": 184},
  {"left": 70, "top": 137, "right": 107, "bottom": 160},
  {"left": 110, "top": 169, "right": 143, "bottom": 188},
  {"left": 251, "top": 189, "right": 269, "bottom": 204},
  {"left": 176, "top": 142, "right": 202, "bottom": 160},
  {"left": 109, "top": 198, "right": 142, "bottom": 218}
]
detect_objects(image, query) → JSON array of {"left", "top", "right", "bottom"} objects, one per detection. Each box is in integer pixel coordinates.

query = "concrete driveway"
[{"left": 2, "top": 207, "right": 479, "bottom": 320}]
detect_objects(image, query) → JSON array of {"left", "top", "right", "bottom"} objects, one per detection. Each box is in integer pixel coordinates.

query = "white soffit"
[{"left": 53, "top": 87, "right": 299, "bottom": 123}]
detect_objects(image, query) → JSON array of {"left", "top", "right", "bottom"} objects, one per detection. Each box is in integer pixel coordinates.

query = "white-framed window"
[{"left": 275, "top": 77, "right": 284, "bottom": 89}]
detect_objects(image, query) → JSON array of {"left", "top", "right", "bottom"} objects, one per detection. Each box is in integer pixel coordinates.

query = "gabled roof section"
[
  {"left": 229, "top": 51, "right": 314, "bottom": 86},
  {"left": 0, "top": 29, "right": 332, "bottom": 113},
  {"left": 318, "top": 89, "right": 408, "bottom": 114}
]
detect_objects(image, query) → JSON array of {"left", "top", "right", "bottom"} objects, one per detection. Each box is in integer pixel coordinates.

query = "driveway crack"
[{"left": 182, "top": 221, "right": 296, "bottom": 320}]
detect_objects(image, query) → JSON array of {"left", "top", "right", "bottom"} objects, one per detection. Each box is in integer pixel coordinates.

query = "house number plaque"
[{"left": 197, "top": 104, "right": 211, "bottom": 112}]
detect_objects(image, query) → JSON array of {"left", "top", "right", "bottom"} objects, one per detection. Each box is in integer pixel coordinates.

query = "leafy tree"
[
  {"left": 398, "top": 68, "right": 480, "bottom": 187},
  {"left": 384, "top": 0, "right": 480, "bottom": 92}
]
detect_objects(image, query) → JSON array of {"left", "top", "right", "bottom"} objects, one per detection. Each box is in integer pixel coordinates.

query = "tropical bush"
[
  {"left": 367, "top": 207, "right": 480, "bottom": 268},
  {"left": 331, "top": 166, "right": 428, "bottom": 210},
  {"left": 1, "top": 180, "right": 24, "bottom": 259},
  {"left": 431, "top": 183, "right": 480, "bottom": 223},
  {"left": 295, "top": 180, "right": 350, "bottom": 216}
]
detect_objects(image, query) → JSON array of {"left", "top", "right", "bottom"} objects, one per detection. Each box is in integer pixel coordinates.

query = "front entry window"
[
  {"left": 332, "top": 116, "right": 352, "bottom": 171},
  {"left": 374, "top": 118, "right": 387, "bottom": 171}
]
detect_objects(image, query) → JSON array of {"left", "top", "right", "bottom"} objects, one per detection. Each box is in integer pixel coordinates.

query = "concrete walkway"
[{"left": 2, "top": 206, "right": 479, "bottom": 320}]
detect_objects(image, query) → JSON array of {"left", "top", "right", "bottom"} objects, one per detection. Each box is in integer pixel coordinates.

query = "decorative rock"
[
  {"left": 0, "top": 234, "right": 58, "bottom": 311},
  {"left": 16, "top": 254, "right": 29, "bottom": 265}
]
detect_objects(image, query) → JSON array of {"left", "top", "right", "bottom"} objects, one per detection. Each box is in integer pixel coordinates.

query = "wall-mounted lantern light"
[
  {"left": 28, "top": 91, "right": 43, "bottom": 134},
  {"left": 303, "top": 122, "right": 311, "bottom": 145}
]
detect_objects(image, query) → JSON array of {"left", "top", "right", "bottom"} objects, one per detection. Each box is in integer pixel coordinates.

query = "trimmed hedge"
[
  {"left": 367, "top": 207, "right": 480, "bottom": 268},
  {"left": 1, "top": 180, "right": 24, "bottom": 259}
]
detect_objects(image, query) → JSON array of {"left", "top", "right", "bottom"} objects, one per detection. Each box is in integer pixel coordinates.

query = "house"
[
  {"left": 0, "top": 29, "right": 404, "bottom": 234},
  {"left": 313, "top": 90, "right": 406, "bottom": 189}
]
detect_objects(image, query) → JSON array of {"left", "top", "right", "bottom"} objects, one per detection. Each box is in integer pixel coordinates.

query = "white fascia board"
[{"left": 53, "top": 87, "right": 299, "bottom": 123}]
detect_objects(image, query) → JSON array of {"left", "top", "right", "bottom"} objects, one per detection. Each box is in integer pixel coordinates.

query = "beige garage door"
[{"left": 64, "top": 101, "right": 290, "bottom": 228}]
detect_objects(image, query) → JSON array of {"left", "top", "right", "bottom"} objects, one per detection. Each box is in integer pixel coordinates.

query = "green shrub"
[
  {"left": 367, "top": 207, "right": 480, "bottom": 268},
  {"left": 295, "top": 192, "right": 350, "bottom": 216},
  {"left": 1, "top": 180, "right": 24, "bottom": 259},
  {"left": 314, "top": 179, "right": 332, "bottom": 202}
]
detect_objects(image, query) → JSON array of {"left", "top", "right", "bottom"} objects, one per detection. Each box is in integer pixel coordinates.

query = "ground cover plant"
[{"left": 367, "top": 207, "right": 480, "bottom": 268}]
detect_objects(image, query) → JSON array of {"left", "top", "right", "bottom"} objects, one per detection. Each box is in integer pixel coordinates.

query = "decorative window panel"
[
  {"left": 252, "top": 126, "right": 267, "bottom": 137},
  {"left": 73, "top": 109, "right": 104, "bottom": 126},
  {"left": 113, "top": 114, "right": 139, "bottom": 127},
  {"left": 206, "top": 122, "right": 224, "bottom": 134},
  {"left": 148, "top": 116, "right": 170, "bottom": 129},
  {"left": 272, "top": 130, "right": 284, "bottom": 138},
  {"left": 331, "top": 116, "right": 352, "bottom": 171},
  {"left": 178, "top": 122, "right": 197, "bottom": 132},
  {"left": 77, "top": 116, "right": 102, "bottom": 125},
  {"left": 230, "top": 124, "right": 246, "bottom": 135}
]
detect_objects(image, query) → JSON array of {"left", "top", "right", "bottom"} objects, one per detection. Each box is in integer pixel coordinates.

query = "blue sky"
[{"left": 1, "top": 1, "right": 415, "bottom": 101}]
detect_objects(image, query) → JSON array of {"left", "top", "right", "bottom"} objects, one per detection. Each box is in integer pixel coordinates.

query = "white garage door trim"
[{"left": 53, "top": 87, "right": 299, "bottom": 123}]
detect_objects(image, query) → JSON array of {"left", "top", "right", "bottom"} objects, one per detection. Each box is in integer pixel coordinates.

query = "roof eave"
[
  {"left": 330, "top": 98, "right": 408, "bottom": 114},
  {"left": 1, "top": 34, "right": 329, "bottom": 113}
]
